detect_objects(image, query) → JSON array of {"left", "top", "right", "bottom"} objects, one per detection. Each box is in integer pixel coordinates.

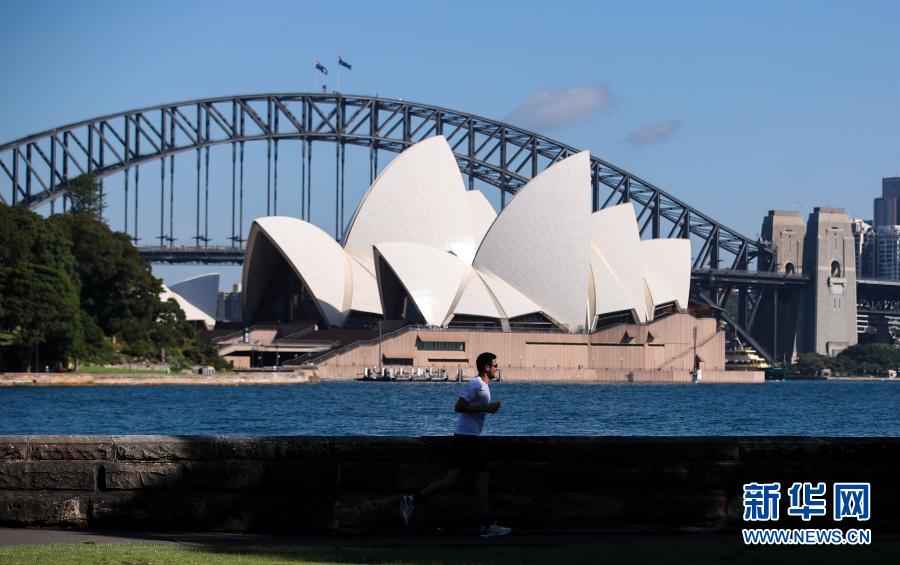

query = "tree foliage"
[
  {"left": 789, "top": 343, "right": 900, "bottom": 377},
  {"left": 1, "top": 185, "right": 224, "bottom": 371},
  {"left": 0, "top": 206, "right": 84, "bottom": 369},
  {"left": 66, "top": 174, "right": 106, "bottom": 219}
]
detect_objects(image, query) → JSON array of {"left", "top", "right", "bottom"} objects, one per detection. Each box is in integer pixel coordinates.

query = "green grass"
[{"left": 0, "top": 539, "right": 898, "bottom": 565}]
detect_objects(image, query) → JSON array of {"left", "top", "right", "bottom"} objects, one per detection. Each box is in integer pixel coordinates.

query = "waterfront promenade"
[{"left": 0, "top": 372, "right": 315, "bottom": 386}]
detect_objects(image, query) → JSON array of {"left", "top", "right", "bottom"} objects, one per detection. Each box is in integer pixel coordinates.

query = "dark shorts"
[{"left": 450, "top": 433, "right": 486, "bottom": 474}]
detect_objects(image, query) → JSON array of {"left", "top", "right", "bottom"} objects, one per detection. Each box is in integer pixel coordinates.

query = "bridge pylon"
[
  {"left": 753, "top": 211, "right": 807, "bottom": 363},
  {"left": 754, "top": 208, "right": 858, "bottom": 361},
  {"left": 803, "top": 207, "right": 857, "bottom": 356}
]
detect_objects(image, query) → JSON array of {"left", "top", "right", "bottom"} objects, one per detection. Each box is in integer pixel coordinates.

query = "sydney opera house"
[{"left": 225, "top": 136, "right": 745, "bottom": 382}]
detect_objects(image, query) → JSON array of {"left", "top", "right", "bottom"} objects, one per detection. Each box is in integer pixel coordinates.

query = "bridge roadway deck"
[{"left": 137, "top": 246, "right": 812, "bottom": 288}]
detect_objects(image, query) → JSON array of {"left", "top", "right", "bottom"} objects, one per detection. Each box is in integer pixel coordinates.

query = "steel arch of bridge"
[{"left": 0, "top": 93, "right": 773, "bottom": 271}]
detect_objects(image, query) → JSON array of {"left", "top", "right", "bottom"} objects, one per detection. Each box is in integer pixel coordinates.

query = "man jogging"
[{"left": 401, "top": 351, "right": 511, "bottom": 537}]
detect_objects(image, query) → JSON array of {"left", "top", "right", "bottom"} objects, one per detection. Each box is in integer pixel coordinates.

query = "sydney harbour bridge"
[{"left": 1, "top": 93, "right": 892, "bottom": 363}]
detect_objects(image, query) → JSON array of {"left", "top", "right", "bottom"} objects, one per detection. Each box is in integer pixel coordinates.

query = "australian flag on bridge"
[
  {"left": 338, "top": 56, "right": 352, "bottom": 70},
  {"left": 315, "top": 61, "right": 328, "bottom": 75}
]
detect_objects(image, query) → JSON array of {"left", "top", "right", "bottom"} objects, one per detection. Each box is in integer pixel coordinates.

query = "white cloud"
[
  {"left": 505, "top": 84, "right": 609, "bottom": 131},
  {"left": 626, "top": 120, "right": 681, "bottom": 145}
]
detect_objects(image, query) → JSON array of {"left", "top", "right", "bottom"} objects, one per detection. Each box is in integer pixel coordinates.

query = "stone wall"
[{"left": 0, "top": 436, "right": 896, "bottom": 534}]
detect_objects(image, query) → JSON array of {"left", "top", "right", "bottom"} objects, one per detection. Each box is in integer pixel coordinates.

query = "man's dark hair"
[{"left": 476, "top": 352, "right": 496, "bottom": 375}]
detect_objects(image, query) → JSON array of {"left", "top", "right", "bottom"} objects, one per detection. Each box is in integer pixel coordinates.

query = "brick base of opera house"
[
  {"left": 312, "top": 313, "right": 763, "bottom": 383},
  {"left": 1, "top": 436, "right": 897, "bottom": 533}
]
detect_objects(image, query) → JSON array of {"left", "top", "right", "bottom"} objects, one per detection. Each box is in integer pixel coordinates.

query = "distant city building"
[
  {"left": 875, "top": 225, "right": 900, "bottom": 280},
  {"left": 217, "top": 284, "right": 243, "bottom": 322},
  {"left": 872, "top": 177, "right": 900, "bottom": 227},
  {"left": 851, "top": 219, "right": 875, "bottom": 278}
]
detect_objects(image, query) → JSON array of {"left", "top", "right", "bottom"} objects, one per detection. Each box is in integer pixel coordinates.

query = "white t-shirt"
[{"left": 454, "top": 377, "right": 490, "bottom": 436}]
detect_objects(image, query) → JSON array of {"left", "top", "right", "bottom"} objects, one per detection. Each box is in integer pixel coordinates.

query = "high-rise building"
[
  {"left": 873, "top": 177, "right": 900, "bottom": 227},
  {"left": 217, "top": 283, "right": 243, "bottom": 322},
  {"left": 875, "top": 225, "right": 900, "bottom": 280}
]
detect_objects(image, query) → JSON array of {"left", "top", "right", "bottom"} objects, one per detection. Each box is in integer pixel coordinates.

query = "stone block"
[
  {"left": 736, "top": 462, "right": 831, "bottom": 486},
  {"left": 625, "top": 491, "right": 728, "bottom": 528},
  {"left": 488, "top": 462, "right": 550, "bottom": 492},
  {"left": 248, "top": 492, "right": 335, "bottom": 531},
  {"left": 543, "top": 491, "right": 626, "bottom": 527},
  {"left": 0, "top": 491, "right": 87, "bottom": 527},
  {"left": 553, "top": 438, "right": 634, "bottom": 463},
  {"left": 652, "top": 463, "right": 739, "bottom": 490},
  {"left": 0, "top": 441, "right": 27, "bottom": 461},
  {"left": 183, "top": 461, "right": 265, "bottom": 490},
  {"left": 0, "top": 462, "right": 96, "bottom": 490},
  {"left": 481, "top": 437, "right": 558, "bottom": 462},
  {"left": 179, "top": 492, "right": 258, "bottom": 531},
  {"left": 89, "top": 490, "right": 188, "bottom": 528},
  {"left": 621, "top": 439, "right": 740, "bottom": 464},
  {"left": 264, "top": 461, "right": 338, "bottom": 491},
  {"left": 331, "top": 437, "right": 426, "bottom": 463},
  {"left": 814, "top": 439, "right": 900, "bottom": 463},
  {"left": 586, "top": 465, "right": 640, "bottom": 489},
  {"left": 114, "top": 436, "right": 224, "bottom": 461},
  {"left": 218, "top": 437, "right": 332, "bottom": 460},
  {"left": 332, "top": 494, "right": 408, "bottom": 531},
  {"left": 545, "top": 462, "right": 639, "bottom": 492},
  {"left": 31, "top": 442, "right": 113, "bottom": 461},
  {"left": 102, "top": 462, "right": 183, "bottom": 490},
  {"left": 338, "top": 462, "right": 399, "bottom": 492},
  {"left": 91, "top": 490, "right": 270, "bottom": 531},
  {"left": 738, "top": 438, "right": 829, "bottom": 464}
]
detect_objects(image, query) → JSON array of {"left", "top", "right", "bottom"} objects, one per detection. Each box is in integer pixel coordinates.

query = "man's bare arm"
[{"left": 454, "top": 398, "right": 501, "bottom": 414}]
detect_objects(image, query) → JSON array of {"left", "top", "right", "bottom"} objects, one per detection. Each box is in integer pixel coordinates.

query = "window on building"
[{"left": 415, "top": 337, "right": 465, "bottom": 351}]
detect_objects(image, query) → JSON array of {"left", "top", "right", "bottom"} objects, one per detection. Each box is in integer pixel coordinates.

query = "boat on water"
[
  {"left": 356, "top": 367, "right": 451, "bottom": 382},
  {"left": 725, "top": 338, "right": 771, "bottom": 371}
]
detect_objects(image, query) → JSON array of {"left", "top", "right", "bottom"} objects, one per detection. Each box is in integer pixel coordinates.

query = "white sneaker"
[
  {"left": 400, "top": 495, "right": 414, "bottom": 526},
  {"left": 479, "top": 523, "right": 511, "bottom": 538}
]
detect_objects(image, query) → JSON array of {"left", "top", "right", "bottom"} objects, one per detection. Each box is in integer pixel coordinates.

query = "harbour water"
[{"left": 1, "top": 380, "right": 897, "bottom": 436}]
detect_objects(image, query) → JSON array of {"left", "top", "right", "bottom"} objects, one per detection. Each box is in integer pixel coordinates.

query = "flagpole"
[{"left": 337, "top": 58, "right": 341, "bottom": 93}]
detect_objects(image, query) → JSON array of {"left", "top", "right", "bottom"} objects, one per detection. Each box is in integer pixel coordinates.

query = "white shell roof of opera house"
[{"left": 241, "top": 135, "right": 691, "bottom": 332}]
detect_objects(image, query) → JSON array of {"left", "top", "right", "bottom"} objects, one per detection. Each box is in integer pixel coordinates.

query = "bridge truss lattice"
[{"left": 1, "top": 93, "right": 772, "bottom": 272}]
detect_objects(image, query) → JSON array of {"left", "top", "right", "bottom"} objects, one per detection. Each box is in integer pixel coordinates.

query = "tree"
[
  {"left": 789, "top": 352, "right": 828, "bottom": 376},
  {"left": 49, "top": 207, "right": 225, "bottom": 370},
  {"left": 0, "top": 205, "right": 84, "bottom": 370},
  {"left": 834, "top": 343, "right": 900, "bottom": 376},
  {"left": 66, "top": 174, "right": 106, "bottom": 219},
  {"left": 50, "top": 212, "right": 162, "bottom": 348},
  {"left": 1, "top": 185, "right": 226, "bottom": 371}
]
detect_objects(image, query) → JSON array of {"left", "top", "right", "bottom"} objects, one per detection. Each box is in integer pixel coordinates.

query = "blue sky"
[{"left": 3, "top": 0, "right": 899, "bottom": 288}]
